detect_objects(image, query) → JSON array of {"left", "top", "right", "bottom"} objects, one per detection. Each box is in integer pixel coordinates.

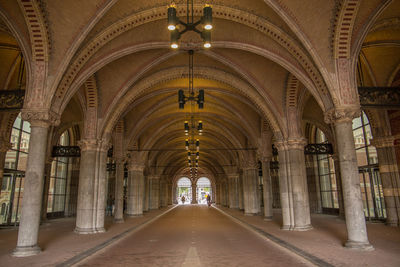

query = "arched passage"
[
  {"left": 177, "top": 177, "right": 191, "bottom": 204},
  {"left": 196, "top": 177, "right": 212, "bottom": 204}
]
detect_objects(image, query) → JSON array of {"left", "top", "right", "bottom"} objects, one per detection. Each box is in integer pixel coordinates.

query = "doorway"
[{"left": 196, "top": 177, "right": 211, "bottom": 204}]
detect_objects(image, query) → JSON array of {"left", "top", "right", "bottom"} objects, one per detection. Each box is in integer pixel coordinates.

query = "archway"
[
  {"left": 177, "top": 177, "right": 191, "bottom": 204},
  {"left": 196, "top": 177, "right": 212, "bottom": 204}
]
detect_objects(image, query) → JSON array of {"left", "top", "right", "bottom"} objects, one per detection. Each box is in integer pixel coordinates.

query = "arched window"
[
  {"left": 47, "top": 131, "right": 70, "bottom": 217},
  {"left": 5, "top": 113, "right": 30, "bottom": 170},
  {"left": 1, "top": 113, "right": 30, "bottom": 224},
  {"left": 352, "top": 111, "right": 385, "bottom": 220},
  {"left": 177, "top": 177, "right": 191, "bottom": 204},
  {"left": 315, "top": 129, "right": 339, "bottom": 212}
]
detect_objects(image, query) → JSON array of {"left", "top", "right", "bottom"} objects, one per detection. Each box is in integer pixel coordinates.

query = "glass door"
[
  {"left": 0, "top": 171, "right": 25, "bottom": 225},
  {"left": 359, "top": 167, "right": 386, "bottom": 221}
]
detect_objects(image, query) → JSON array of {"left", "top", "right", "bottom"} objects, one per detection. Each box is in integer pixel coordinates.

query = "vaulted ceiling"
[{"left": 0, "top": 0, "right": 399, "bottom": 181}]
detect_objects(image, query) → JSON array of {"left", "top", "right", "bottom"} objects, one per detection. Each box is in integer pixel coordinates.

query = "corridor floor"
[{"left": 79, "top": 205, "right": 311, "bottom": 267}]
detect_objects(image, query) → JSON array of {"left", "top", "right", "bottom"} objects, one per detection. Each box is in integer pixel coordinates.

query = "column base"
[
  {"left": 13, "top": 245, "right": 41, "bottom": 257},
  {"left": 345, "top": 240, "right": 374, "bottom": 251},
  {"left": 74, "top": 227, "right": 97, "bottom": 234},
  {"left": 293, "top": 224, "right": 313, "bottom": 231},
  {"left": 263, "top": 216, "right": 273, "bottom": 221},
  {"left": 96, "top": 227, "right": 106, "bottom": 233},
  {"left": 281, "top": 225, "right": 292, "bottom": 230},
  {"left": 244, "top": 212, "right": 257, "bottom": 216},
  {"left": 114, "top": 218, "right": 124, "bottom": 223}
]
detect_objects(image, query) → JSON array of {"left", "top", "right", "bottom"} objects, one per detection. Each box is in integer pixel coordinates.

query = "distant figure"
[
  {"left": 107, "top": 195, "right": 114, "bottom": 216},
  {"left": 181, "top": 195, "right": 186, "bottom": 204},
  {"left": 206, "top": 194, "right": 211, "bottom": 207}
]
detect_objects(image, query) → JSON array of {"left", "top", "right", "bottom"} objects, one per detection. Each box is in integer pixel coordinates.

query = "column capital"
[
  {"left": 286, "top": 138, "right": 307, "bottom": 150},
  {"left": 21, "top": 109, "right": 60, "bottom": 127},
  {"left": 77, "top": 139, "right": 98, "bottom": 151},
  {"left": 371, "top": 136, "right": 395, "bottom": 148},
  {"left": 148, "top": 175, "right": 160, "bottom": 180},
  {"left": 128, "top": 162, "right": 145, "bottom": 172},
  {"left": 324, "top": 107, "right": 360, "bottom": 124},
  {"left": 227, "top": 173, "right": 239, "bottom": 179},
  {"left": 241, "top": 160, "right": 258, "bottom": 170}
]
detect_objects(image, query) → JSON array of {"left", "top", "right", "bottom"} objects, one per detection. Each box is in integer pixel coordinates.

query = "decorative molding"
[
  {"left": 107, "top": 162, "right": 116, "bottom": 172},
  {"left": 21, "top": 108, "right": 60, "bottom": 127},
  {"left": 270, "top": 161, "right": 279, "bottom": 170},
  {"left": 52, "top": 146, "right": 81, "bottom": 157},
  {"left": 304, "top": 144, "right": 334, "bottom": 155},
  {"left": 324, "top": 107, "right": 361, "bottom": 124},
  {"left": 18, "top": 0, "right": 50, "bottom": 62},
  {"left": 333, "top": 0, "right": 360, "bottom": 59},
  {"left": 358, "top": 87, "right": 400, "bottom": 109},
  {"left": 77, "top": 139, "right": 98, "bottom": 151},
  {"left": 0, "top": 90, "right": 25, "bottom": 110}
]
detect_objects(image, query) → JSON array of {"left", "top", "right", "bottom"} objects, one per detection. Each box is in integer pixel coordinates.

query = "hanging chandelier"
[{"left": 167, "top": 1, "right": 213, "bottom": 49}]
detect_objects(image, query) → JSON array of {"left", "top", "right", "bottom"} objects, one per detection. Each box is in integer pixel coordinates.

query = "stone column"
[
  {"left": 228, "top": 174, "right": 239, "bottom": 209},
  {"left": 41, "top": 158, "right": 52, "bottom": 221},
  {"left": 305, "top": 154, "right": 321, "bottom": 214},
  {"left": 126, "top": 163, "right": 145, "bottom": 216},
  {"left": 13, "top": 113, "right": 55, "bottom": 257},
  {"left": 275, "top": 141, "right": 294, "bottom": 230},
  {"left": 373, "top": 136, "right": 400, "bottom": 226},
  {"left": 74, "top": 139, "right": 97, "bottom": 234},
  {"left": 143, "top": 175, "right": 149, "bottom": 212},
  {"left": 215, "top": 183, "right": 221, "bottom": 204},
  {"left": 172, "top": 185, "right": 178, "bottom": 204},
  {"left": 191, "top": 183, "right": 197, "bottom": 204},
  {"left": 242, "top": 163, "right": 260, "bottom": 215},
  {"left": 238, "top": 172, "right": 244, "bottom": 210},
  {"left": 287, "top": 139, "right": 312, "bottom": 231},
  {"left": 261, "top": 157, "right": 273, "bottom": 220},
  {"left": 333, "top": 154, "right": 345, "bottom": 218},
  {"left": 167, "top": 181, "right": 173, "bottom": 205},
  {"left": 113, "top": 159, "right": 124, "bottom": 223},
  {"left": 328, "top": 110, "right": 373, "bottom": 250},
  {"left": 94, "top": 141, "right": 108, "bottom": 233},
  {"left": 149, "top": 175, "right": 160, "bottom": 210}
]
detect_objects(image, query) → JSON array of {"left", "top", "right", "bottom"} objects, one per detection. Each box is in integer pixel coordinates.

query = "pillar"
[
  {"left": 287, "top": 139, "right": 312, "bottom": 230},
  {"left": 191, "top": 183, "right": 197, "bottom": 204},
  {"left": 305, "top": 154, "right": 321, "bottom": 214},
  {"left": 167, "top": 181, "right": 173, "bottom": 205},
  {"left": 275, "top": 141, "right": 294, "bottom": 230},
  {"left": 126, "top": 163, "right": 145, "bottom": 216},
  {"left": 0, "top": 139, "right": 10, "bottom": 190},
  {"left": 261, "top": 157, "right": 273, "bottom": 220},
  {"left": 41, "top": 158, "right": 52, "bottom": 221},
  {"left": 143, "top": 175, "right": 149, "bottom": 212},
  {"left": 242, "top": 163, "right": 260, "bottom": 215},
  {"left": 74, "top": 139, "right": 98, "bottom": 234},
  {"left": 94, "top": 141, "right": 108, "bottom": 233},
  {"left": 332, "top": 114, "right": 373, "bottom": 250},
  {"left": 113, "top": 159, "right": 124, "bottom": 223},
  {"left": 228, "top": 174, "right": 239, "bottom": 209},
  {"left": 13, "top": 116, "right": 52, "bottom": 257},
  {"left": 149, "top": 175, "right": 160, "bottom": 210},
  {"left": 238, "top": 172, "right": 244, "bottom": 210},
  {"left": 172, "top": 185, "right": 178, "bottom": 204},
  {"left": 215, "top": 183, "right": 221, "bottom": 204},
  {"left": 333, "top": 154, "right": 345, "bottom": 218},
  {"left": 373, "top": 136, "right": 400, "bottom": 226}
]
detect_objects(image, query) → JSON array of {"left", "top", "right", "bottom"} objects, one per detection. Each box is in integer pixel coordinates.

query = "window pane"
[
  {"left": 53, "top": 195, "right": 65, "bottom": 212},
  {"left": 330, "top": 174, "right": 338, "bottom": 190},
  {"left": 367, "top": 146, "right": 378, "bottom": 164},
  {"left": 364, "top": 124, "right": 373, "bottom": 145},
  {"left": 13, "top": 115, "right": 21, "bottom": 129},
  {"left": 10, "top": 128, "right": 20, "bottom": 150},
  {"left": 356, "top": 148, "right": 368, "bottom": 166},
  {"left": 17, "top": 152, "right": 28, "bottom": 171},
  {"left": 320, "top": 175, "right": 331, "bottom": 191},
  {"left": 20, "top": 132, "right": 30, "bottom": 152},
  {"left": 47, "top": 194, "right": 54, "bottom": 212},
  {"left": 55, "top": 178, "right": 66, "bottom": 194},
  {"left": 353, "top": 127, "right": 365, "bottom": 148},
  {"left": 5, "top": 151, "right": 17, "bottom": 169},
  {"left": 22, "top": 121, "right": 31, "bottom": 133},
  {"left": 321, "top": 192, "right": 333, "bottom": 208},
  {"left": 352, "top": 116, "right": 362, "bottom": 129}
]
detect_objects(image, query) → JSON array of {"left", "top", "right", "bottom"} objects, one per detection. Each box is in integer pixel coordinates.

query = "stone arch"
[{"left": 53, "top": 4, "right": 330, "bottom": 112}]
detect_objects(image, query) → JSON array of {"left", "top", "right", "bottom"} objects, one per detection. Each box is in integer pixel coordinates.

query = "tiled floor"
[{"left": 0, "top": 205, "right": 399, "bottom": 266}]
